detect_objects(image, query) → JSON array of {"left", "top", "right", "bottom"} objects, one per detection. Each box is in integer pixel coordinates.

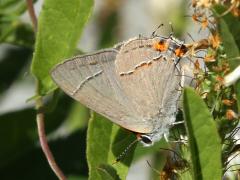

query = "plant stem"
[
  {"left": 36, "top": 98, "right": 66, "bottom": 180},
  {"left": 26, "top": 0, "right": 38, "bottom": 33},
  {"left": 26, "top": 1, "right": 67, "bottom": 179}
]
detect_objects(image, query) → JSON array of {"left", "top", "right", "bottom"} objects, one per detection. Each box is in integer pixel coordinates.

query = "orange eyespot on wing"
[
  {"left": 174, "top": 48, "right": 182, "bottom": 57},
  {"left": 153, "top": 40, "right": 168, "bottom": 52},
  {"left": 174, "top": 45, "right": 188, "bottom": 57}
]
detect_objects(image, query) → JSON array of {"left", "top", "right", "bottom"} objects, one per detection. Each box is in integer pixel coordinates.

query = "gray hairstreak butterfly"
[{"left": 51, "top": 35, "right": 189, "bottom": 146}]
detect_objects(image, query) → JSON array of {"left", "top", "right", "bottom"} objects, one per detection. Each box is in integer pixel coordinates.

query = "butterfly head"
[{"left": 137, "top": 131, "right": 166, "bottom": 147}]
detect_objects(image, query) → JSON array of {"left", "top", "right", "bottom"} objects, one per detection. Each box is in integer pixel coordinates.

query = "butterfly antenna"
[
  {"left": 146, "top": 160, "right": 161, "bottom": 175},
  {"left": 112, "top": 138, "right": 139, "bottom": 165},
  {"left": 152, "top": 23, "right": 164, "bottom": 37},
  {"left": 187, "top": 32, "right": 195, "bottom": 42},
  {"left": 169, "top": 22, "right": 174, "bottom": 36},
  {"left": 159, "top": 148, "right": 182, "bottom": 160}
]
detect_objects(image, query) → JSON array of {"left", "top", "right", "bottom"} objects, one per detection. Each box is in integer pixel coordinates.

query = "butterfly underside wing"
[{"left": 51, "top": 37, "right": 184, "bottom": 136}]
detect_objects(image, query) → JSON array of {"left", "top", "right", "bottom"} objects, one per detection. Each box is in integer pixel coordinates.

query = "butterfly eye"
[{"left": 140, "top": 135, "right": 153, "bottom": 145}]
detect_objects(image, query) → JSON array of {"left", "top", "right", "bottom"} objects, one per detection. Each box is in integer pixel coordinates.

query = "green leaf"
[
  {"left": 87, "top": 113, "right": 136, "bottom": 180},
  {"left": 31, "top": 0, "right": 94, "bottom": 96},
  {"left": 214, "top": 7, "right": 240, "bottom": 69},
  {"left": 109, "top": 125, "right": 136, "bottom": 179},
  {"left": 214, "top": 6, "right": 240, "bottom": 50},
  {"left": 64, "top": 102, "right": 90, "bottom": 132},
  {"left": 218, "top": 18, "right": 239, "bottom": 66},
  {"left": 97, "top": 164, "right": 121, "bottom": 180},
  {"left": 87, "top": 113, "right": 113, "bottom": 180},
  {"left": 183, "top": 87, "right": 222, "bottom": 180}
]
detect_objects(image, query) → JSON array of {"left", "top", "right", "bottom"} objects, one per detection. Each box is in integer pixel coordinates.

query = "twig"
[
  {"left": 36, "top": 98, "right": 67, "bottom": 180},
  {"left": 26, "top": 1, "right": 66, "bottom": 179},
  {"left": 26, "top": 0, "right": 38, "bottom": 33}
]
